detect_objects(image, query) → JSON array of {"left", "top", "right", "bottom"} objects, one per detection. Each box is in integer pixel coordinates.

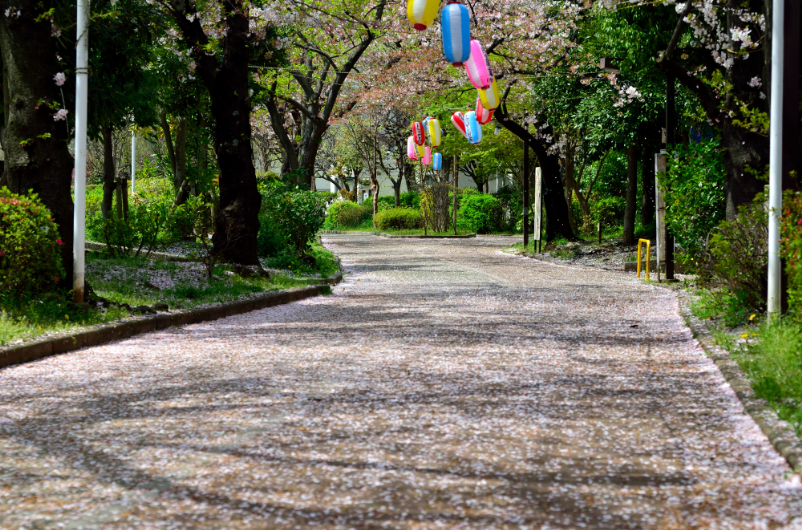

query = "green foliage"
[
  {"left": 258, "top": 182, "right": 327, "bottom": 259},
  {"left": 399, "top": 192, "right": 421, "bottom": 210},
  {"left": 592, "top": 196, "right": 625, "bottom": 227},
  {"left": 780, "top": 190, "right": 802, "bottom": 313},
  {"left": 325, "top": 201, "right": 372, "bottom": 228},
  {"left": 87, "top": 192, "right": 180, "bottom": 257},
  {"left": 661, "top": 138, "right": 726, "bottom": 261},
  {"left": 375, "top": 208, "right": 423, "bottom": 230},
  {"left": 457, "top": 194, "right": 502, "bottom": 234},
  {"left": 0, "top": 188, "right": 65, "bottom": 296},
  {"left": 376, "top": 196, "right": 395, "bottom": 211},
  {"left": 741, "top": 318, "right": 802, "bottom": 415},
  {"left": 697, "top": 198, "right": 767, "bottom": 310},
  {"left": 494, "top": 185, "right": 524, "bottom": 232}
]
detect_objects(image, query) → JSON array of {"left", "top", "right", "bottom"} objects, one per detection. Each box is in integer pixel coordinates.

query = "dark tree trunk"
[
  {"left": 0, "top": 0, "right": 74, "bottom": 286},
  {"left": 393, "top": 179, "right": 401, "bottom": 206},
  {"left": 101, "top": 124, "right": 115, "bottom": 219},
  {"left": 623, "top": 145, "right": 638, "bottom": 244},
  {"left": 494, "top": 107, "right": 574, "bottom": 241},
  {"left": 641, "top": 146, "right": 655, "bottom": 227},
  {"left": 168, "top": 0, "right": 260, "bottom": 265}
]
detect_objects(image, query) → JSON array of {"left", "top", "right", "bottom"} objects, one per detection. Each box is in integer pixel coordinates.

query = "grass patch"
[
  {"left": 0, "top": 245, "right": 340, "bottom": 347},
  {"left": 689, "top": 288, "right": 753, "bottom": 328},
  {"left": 0, "top": 295, "right": 129, "bottom": 347},
  {"left": 689, "top": 286, "right": 802, "bottom": 436},
  {"left": 737, "top": 317, "right": 802, "bottom": 437}
]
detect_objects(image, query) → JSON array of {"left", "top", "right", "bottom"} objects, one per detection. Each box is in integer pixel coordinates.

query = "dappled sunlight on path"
[{"left": 1, "top": 234, "right": 801, "bottom": 529}]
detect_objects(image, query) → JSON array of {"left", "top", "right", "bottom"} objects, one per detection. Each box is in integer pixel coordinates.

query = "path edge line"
[
  {"left": 0, "top": 273, "right": 343, "bottom": 371},
  {"left": 676, "top": 290, "right": 802, "bottom": 474}
]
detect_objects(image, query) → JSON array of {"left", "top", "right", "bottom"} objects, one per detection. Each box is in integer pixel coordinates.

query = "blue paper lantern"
[
  {"left": 464, "top": 110, "right": 482, "bottom": 144},
  {"left": 432, "top": 152, "right": 442, "bottom": 171},
  {"left": 441, "top": 2, "right": 471, "bottom": 66}
]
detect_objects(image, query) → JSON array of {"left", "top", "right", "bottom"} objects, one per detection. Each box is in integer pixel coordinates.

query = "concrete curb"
[
  {"left": 0, "top": 277, "right": 342, "bottom": 370},
  {"left": 676, "top": 289, "right": 802, "bottom": 473},
  {"left": 376, "top": 233, "right": 476, "bottom": 239}
]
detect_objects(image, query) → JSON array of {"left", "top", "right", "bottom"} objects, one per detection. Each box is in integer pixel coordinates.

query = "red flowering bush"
[
  {"left": 0, "top": 188, "right": 65, "bottom": 296},
  {"left": 781, "top": 190, "right": 802, "bottom": 312}
]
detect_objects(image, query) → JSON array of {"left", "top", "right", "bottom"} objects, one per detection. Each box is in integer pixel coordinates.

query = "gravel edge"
[
  {"left": 676, "top": 289, "right": 802, "bottom": 473},
  {"left": 0, "top": 273, "right": 343, "bottom": 371}
]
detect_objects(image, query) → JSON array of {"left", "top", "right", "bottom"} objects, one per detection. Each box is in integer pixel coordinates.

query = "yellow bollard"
[{"left": 637, "top": 239, "right": 651, "bottom": 280}]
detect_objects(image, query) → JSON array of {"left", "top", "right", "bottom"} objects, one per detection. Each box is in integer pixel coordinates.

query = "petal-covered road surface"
[{"left": 1, "top": 234, "right": 801, "bottom": 529}]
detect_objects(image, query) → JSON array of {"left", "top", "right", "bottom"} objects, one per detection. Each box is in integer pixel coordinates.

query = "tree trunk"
[
  {"left": 101, "top": 124, "right": 115, "bottom": 219},
  {"left": 641, "top": 146, "right": 655, "bottom": 227},
  {"left": 494, "top": 108, "right": 574, "bottom": 241},
  {"left": 563, "top": 148, "right": 577, "bottom": 233},
  {"left": 173, "top": 116, "right": 188, "bottom": 193},
  {"left": 623, "top": 145, "right": 638, "bottom": 244},
  {"left": 159, "top": 110, "right": 177, "bottom": 178},
  {"left": 169, "top": 0, "right": 261, "bottom": 265},
  {"left": 371, "top": 172, "right": 379, "bottom": 227},
  {"left": 0, "top": 0, "right": 74, "bottom": 287},
  {"left": 393, "top": 179, "right": 402, "bottom": 206}
]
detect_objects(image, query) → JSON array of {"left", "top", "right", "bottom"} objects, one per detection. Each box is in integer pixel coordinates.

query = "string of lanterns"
[{"left": 406, "top": 0, "right": 500, "bottom": 169}]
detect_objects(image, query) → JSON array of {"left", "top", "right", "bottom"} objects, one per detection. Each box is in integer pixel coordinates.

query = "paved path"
[{"left": 1, "top": 234, "right": 801, "bottom": 529}]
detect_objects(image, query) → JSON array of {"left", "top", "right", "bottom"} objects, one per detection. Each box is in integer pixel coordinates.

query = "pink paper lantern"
[
  {"left": 450, "top": 111, "right": 467, "bottom": 139},
  {"left": 412, "top": 121, "right": 425, "bottom": 145},
  {"left": 464, "top": 40, "right": 493, "bottom": 90},
  {"left": 475, "top": 97, "right": 494, "bottom": 124},
  {"left": 407, "top": 136, "right": 419, "bottom": 160},
  {"left": 422, "top": 146, "right": 432, "bottom": 166}
]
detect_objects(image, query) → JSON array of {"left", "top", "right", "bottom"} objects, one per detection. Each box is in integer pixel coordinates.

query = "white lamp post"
[
  {"left": 767, "top": 0, "right": 785, "bottom": 317},
  {"left": 72, "top": 0, "right": 89, "bottom": 303}
]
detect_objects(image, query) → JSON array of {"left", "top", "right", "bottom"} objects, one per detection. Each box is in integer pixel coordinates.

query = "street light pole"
[
  {"left": 72, "top": 0, "right": 89, "bottom": 303},
  {"left": 768, "top": 0, "right": 786, "bottom": 317}
]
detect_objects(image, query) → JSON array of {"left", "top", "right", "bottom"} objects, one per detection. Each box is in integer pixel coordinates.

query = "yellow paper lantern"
[
  {"left": 478, "top": 77, "right": 500, "bottom": 110},
  {"left": 407, "top": 0, "right": 439, "bottom": 31}
]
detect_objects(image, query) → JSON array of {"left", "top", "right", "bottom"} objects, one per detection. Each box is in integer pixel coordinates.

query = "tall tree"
[
  {"left": 260, "top": 0, "right": 388, "bottom": 188},
  {"left": 0, "top": 0, "right": 74, "bottom": 286},
  {"left": 160, "top": 0, "right": 282, "bottom": 264}
]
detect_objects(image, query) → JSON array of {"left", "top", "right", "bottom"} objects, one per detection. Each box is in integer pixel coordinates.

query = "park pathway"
[{"left": 1, "top": 233, "right": 802, "bottom": 529}]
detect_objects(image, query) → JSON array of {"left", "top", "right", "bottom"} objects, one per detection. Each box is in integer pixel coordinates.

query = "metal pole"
[
  {"left": 453, "top": 154, "right": 458, "bottom": 235},
  {"left": 130, "top": 130, "right": 136, "bottom": 194},
  {"left": 523, "top": 141, "right": 530, "bottom": 250},
  {"left": 72, "top": 0, "right": 89, "bottom": 303},
  {"left": 768, "top": 0, "right": 786, "bottom": 317}
]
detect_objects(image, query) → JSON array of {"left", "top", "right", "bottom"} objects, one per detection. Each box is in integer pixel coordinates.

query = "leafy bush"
[
  {"left": 0, "top": 188, "right": 65, "bottom": 295},
  {"left": 377, "top": 196, "right": 395, "bottom": 212},
  {"left": 457, "top": 193, "right": 502, "bottom": 234},
  {"left": 697, "top": 197, "right": 767, "bottom": 310},
  {"left": 780, "top": 190, "right": 802, "bottom": 312},
  {"left": 661, "top": 138, "right": 726, "bottom": 260},
  {"left": 494, "top": 185, "right": 523, "bottom": 232},
  {"left": 375, "top": 208, "right": 423, "bottom": 230},
  {"left": 399, "top": 192, "right": 421, "bottom": 210},
  {"left": 87, "top": 196, "right": 172, "bottom": 258},
  {"left": 258, "top": 182, "right": 327, "bottom": 258},
  {"left": 592, "top": 196, "right": 625, "bottom": 227},
  {"left": 326, "top": 201, "right": 372, "bottom": 228}
]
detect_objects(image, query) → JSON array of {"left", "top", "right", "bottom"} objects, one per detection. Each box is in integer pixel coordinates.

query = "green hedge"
[
  {"left": 374, "top": 208, "right": 423, "bottom": 230},
  {"left": 326, "top": 201, "right": 372, "bottom": 228},
  {"left": 457, "top": 194, "right": 502, "bottom": 234}
]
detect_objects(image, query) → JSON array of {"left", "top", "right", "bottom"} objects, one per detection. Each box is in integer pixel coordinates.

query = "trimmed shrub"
[
  {"left": 326, "top": 201, "right": 371, "bottom": 228},
  {"left": 0, "top": 188, "right": 65, "bottom": 295},
  {"left": 375, "top": 208, "right": 423, "bottom": 230},
  {"left": 457, "top": 193, "right": 502, "bottom": 234},
  {"left": 258, "top": 183, "right": 327, "bottom": 258},
  {"left": 592, "top": 196, "right": 625, "bottom": 227}
]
